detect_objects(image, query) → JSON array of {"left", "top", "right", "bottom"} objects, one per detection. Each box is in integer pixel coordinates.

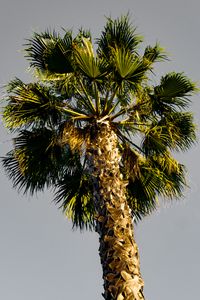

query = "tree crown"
[{"left": 2, "top": 15, "right": 197, "bottom": 229}]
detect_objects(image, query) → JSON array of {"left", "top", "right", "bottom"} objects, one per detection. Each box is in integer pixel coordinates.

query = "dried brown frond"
[
  {"left": 122, "top": 144, "right": 143, "bottom": 179},
  {"left": 60, "top": 121, "right": 90, "bottom": 152}
]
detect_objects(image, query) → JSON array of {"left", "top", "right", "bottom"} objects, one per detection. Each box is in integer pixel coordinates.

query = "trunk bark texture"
[{"left": 87, "top": 121, "right": 145, "bottom": 300}]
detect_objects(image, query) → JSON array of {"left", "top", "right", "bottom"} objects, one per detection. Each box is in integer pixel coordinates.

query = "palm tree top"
[{"left": 2, "top": 15, "right": 197, "bottom": 230}]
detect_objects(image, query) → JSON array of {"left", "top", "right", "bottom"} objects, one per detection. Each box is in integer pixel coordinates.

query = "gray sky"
[{"left": 0, "top": 0, "right": 200, "bottom": 299}]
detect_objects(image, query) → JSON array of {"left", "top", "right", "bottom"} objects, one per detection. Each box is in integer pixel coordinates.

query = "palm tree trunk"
[{"left": 88, "top": 121, "right": 145, "bottom": 300}]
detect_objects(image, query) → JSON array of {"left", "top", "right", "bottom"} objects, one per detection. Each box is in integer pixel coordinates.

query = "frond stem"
[
  {"left": 62, "top": 107, "right": 89, "bottom": 118},
  {"left": 74, "top": 86, "right": 96, "bottom": 114},
  {"left": 107, "top": 98, "right": 121, "bottom": 116},
  {"left": 93, "top": 81, "right": 101, "bottom": 115},
  {"left": 79, "top": 80, "right": 96, "bottom": 114},
  {"left": 72, "top": 115, "right": 92, "bottom": 120},
  {"left": 103, "top": 87, "right": 118, "bottom": 115},
  {"left": 118, "top": 120, "right": 152, "bottom": 127}
]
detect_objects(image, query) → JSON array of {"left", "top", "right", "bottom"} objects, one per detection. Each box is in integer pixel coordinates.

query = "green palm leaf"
[
  {"left": 147, "top": 152, "right": 186, "bottom": 199},
  {"left": 25, "top": 30, "right": 73, "bottom": 73},
  {"left": 121, "top": 144, "right": 159, "bottom": 220},
  {"left": 153, "top": 72, "right": 196, "bottom": 113},
  {"left": 112, "top": 48, "right": 146, "bottom": 81},
  {"left": 143, "top": 43, "right": 167, "bottom": 65},
  {"left": 74, "top": 38, "right": 107, "bottom": 80},
  {"left": 142, "top": 110, "right": 196, "bottom": 155},
  {"left": 55, "top": 168, "right": 94, "bottom": 230},
  {"left": 2, "top": 128, "right": 63, "bottom": 193},
  {"left": 97, "top": 14, "right": 143, "bottom": 58},
  {"left": 159, "top": 112, "right": 196, "bottom": 151},
  {"left": 3, "top": 79, "right": 65, "bottom": 129},
  {"left": 122, "top": 145, "right": 187, "bottom": 221}
]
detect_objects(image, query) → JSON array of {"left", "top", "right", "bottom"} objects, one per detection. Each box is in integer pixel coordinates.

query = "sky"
[{"left": 0, "top": 0, "right": 200, "bottom": 299}]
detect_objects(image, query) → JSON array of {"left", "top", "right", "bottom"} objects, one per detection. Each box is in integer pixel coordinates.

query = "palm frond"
[
  {"left": 159, "top": 112, "right": 196, "bottom": 151},
  {"left": 97, "top": 14, "right": 143, "bottom": 58},
  {"left": 121, "top": 143, "right": 143, "bottom": 178},
  {"left": 3, "top": 79, "right": 65, "bottom": 129},
  {"left": 143, "top": 43, "right": 167, "bottom": 65},
  {"left": 25, "top": 30, "right": 73, "bottom": 73},
  {"left": 34, "top": 70, "right": 76, "bottom": 99},
  {"left": 54, "top": 163, "right": 95, "bottom": 230},
  {"left": 152, "top": 72, "right": 197, "bottom": 114},
  {"left": 74, "top": 38, "right": 104, "bottom": 79},
  {"left": 126, "top": 161, "right": 159, "bottom": 221},
  {"left": 112, "top": 48, "right": 147, "bottom": 81},
  {"left": 142, "top": 123, "right": 172, "bottom": 156},
  {"left": 2, "top": 128, "right": 65, "bottom": 193},
  {"left": 120, "top": 143, "right": 156, "bottom": 220},
  {"left": 123, "top": 145, "right": 187, "bottom": 221},
  {"left": 142, "top": 109, "right": 196, "bottom": 155},
  {"left": 59, "top": 120, "right": 91, "bottom": 152},
  {"left": 74, "top": 28, "right": 92, "bottom": 45},
  {"left": 122, "top": 88, "right": 153, "bottom": 123},
  {"left": 147, "top": 152, "right": 186, "bottom": 199}
]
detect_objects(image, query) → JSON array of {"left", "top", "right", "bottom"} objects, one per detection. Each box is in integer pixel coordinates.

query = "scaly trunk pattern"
[{"left": 87, "top": 121, "right": 145, "bottom": 300}]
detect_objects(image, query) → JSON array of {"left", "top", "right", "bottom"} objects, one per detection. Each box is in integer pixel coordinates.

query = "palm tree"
[{"left": 2, "top": 15, "right": 196, "bottom": 300}]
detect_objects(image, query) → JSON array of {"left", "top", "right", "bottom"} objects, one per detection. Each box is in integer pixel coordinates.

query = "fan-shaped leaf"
[
  {"left": 25, "top": 30, "right": 73, "bottom": 73},
  {"left": 153, "top": 72, "right": 196, "bottom": 110},
  {"left": 3, "top": 80, "right": 65, "bottom": 129},
  {"left": 143, "top": 43, "right": 167, "bottom": 65},
  {"left": 2, "top": 128, "right": 65, "bottom": 193},
  {"left": 54, "top": 163, "right": 95, "bottom": 230},
  {"left": 97, "top": 14, "right": 143, "bottom": 58}
]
